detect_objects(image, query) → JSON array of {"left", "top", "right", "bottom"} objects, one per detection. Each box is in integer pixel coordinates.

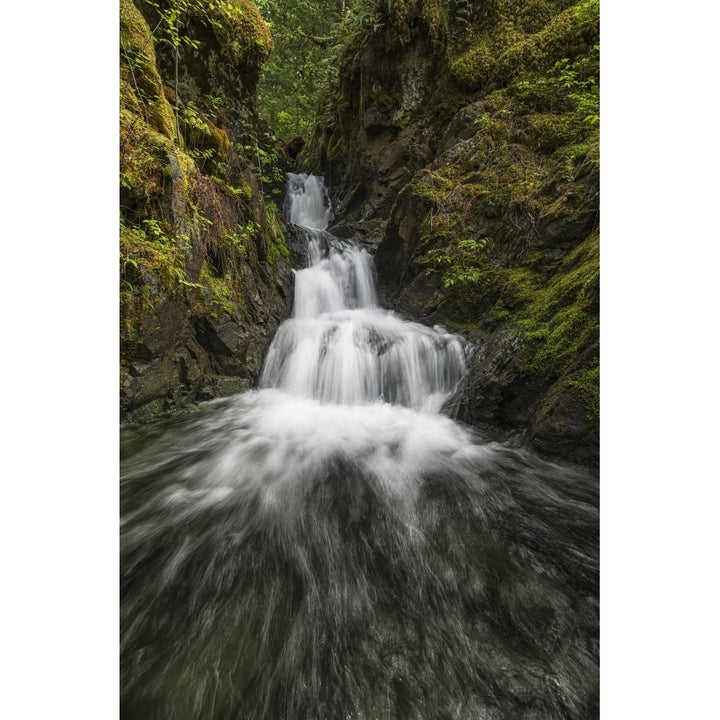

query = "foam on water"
[{"left": 120, "top": 174, "right": 599, "bottom": 720}]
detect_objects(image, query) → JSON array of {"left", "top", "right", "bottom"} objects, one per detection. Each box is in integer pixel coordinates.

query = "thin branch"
[{"left": 298, "top": 30, "right": 334, "bottom": 47}]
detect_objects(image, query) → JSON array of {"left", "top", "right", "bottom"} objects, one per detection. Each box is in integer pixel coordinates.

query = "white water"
[
  {"left": 260, "top": 173, "right": 468, "bottom": 413},
  {"left": 120, "top": 173, "right": 599, "bottom": 720}
]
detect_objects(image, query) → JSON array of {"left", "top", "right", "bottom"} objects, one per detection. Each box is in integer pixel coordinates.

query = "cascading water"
[
  {"left": 121, "top": 174, "right": 599, "bottom": 719},
  {"left": 260, "top": 174, "right": 468, "bottom": 412}
]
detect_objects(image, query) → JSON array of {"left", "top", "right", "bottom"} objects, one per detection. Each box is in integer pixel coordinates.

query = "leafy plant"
[
  {"left": 142, "top": 218, "right": 169, "bottom": 240},
  {"left": 421, "top": 237, "right": 492, "bottom": 288},
  {"left": 574, "top": 0, "right": 599, "bottom": 30},
  {"left": 224, "top": 224, "right": 253, "bottom": 257},
  {"left": 512, "top": 47, "right": 599, "bottom": 125},
  {"left": 450, "top": 0, "right": 473, "bottom": 25}
]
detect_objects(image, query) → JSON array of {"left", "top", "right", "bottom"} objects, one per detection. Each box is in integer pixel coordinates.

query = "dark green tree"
[{"left": 256, "top": 0, "right": 349, "bottom": 140}]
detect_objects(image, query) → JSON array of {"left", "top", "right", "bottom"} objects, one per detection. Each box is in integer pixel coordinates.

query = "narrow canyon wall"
[
  {"left": 120, "top": 0, "right": 292, "bottom": 423},
  {"left": 305, "top": 0, "right": 599, "bottom": 465}
]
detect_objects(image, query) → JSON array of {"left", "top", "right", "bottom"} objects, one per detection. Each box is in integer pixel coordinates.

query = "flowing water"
[{"left": 120, "top": 174, "right": 599, "bottom": 719}]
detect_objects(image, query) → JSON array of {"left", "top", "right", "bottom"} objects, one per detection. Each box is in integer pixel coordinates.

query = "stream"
[{"left": 120, "top": 173, "right": 599, "bottom": 719}]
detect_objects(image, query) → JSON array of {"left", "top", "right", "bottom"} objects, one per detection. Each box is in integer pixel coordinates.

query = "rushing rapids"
[{"left": 120, "top": 174, "right": 599, "bottom": 719}]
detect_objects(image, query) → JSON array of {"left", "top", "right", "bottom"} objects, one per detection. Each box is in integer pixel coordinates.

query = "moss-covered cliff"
[
  {"left": 120, "top": 0, "right": 291, "bottom": 423},
  {"left": 304, "top": 0, "right": 599, "bottom": 465}
]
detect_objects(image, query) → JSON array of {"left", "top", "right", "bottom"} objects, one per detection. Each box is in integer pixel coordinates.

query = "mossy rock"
[
  {"left": 181, "top": 105, "right": 229, "bottom": 155},
  {"left": 529, "top": 364, "right": 599, "bottom": 465},
  {"left": 211, "top": 0, "right": 273, "bottom": 69},
  {"left": 140, "top": 0, "right": 272, "bottom": 110},
  {"left": 493, "top": 3, "right": 595, "bottom": 85},
  {"left": 510, "top": 229, "right": 599, "bottom": 379},
  {"left": 521, "top": 113, "right": 580, "bottom": 153},
  {"left": 119, "top": 0, "right": 175, "bottom": 140},
  {"left": 517, "top": 0, "right": 563, "bottom": 33},
  {"left": 449, "top": 36, "right": 496, "bottom": 91},
  {"left": 120, "top": 109, "right": 175, "bottom": 216},
  {"left": 380, "top": 0, "right": 450, "bottom": 47}
]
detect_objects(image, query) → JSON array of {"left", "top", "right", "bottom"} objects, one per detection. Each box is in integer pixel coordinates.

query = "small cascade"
[
  {"left": 260, "top": 172, "right": 468, "bottom": 412},
  {"left": 284, "top": 172, "right": 333, "bottom": 230}
]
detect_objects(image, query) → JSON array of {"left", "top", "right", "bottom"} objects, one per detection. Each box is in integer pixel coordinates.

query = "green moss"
[
  {"left": 174, "top": 147, "right": 194, "bottom": 179},
  {"left": 189, "top": 260, "right": 256, "bottom": 322},
  {"left": 448, "top": 35, "right": 496, "bottom": 90},
  {"left": 490, "top": 306, "right": 512, "bottom": 322},
  {"left": 511, "top": 229, "right": 599, "bottom": 379},
  {"left": 517, "top": 0, "right": 562, "bottom": 33},
  {"left": 411, "top": 18, "right": 598, "bottom": 278},
  {"left": 568, "top": 362, "right": 600, "bottom": 421},
  {"left": 119, "top": 221, "right": 197, "bottom": 361},
  {"left": 522, "top": 113, "right": 579, "bottom": 152},
  {"left": 379, "top": 0, "right": 450, "bottom": 47},
  {"left": 493, "top": 3, "right": 593, "bottom": 84},
  {"left": 209, "top": 0, "right": 273, "bottom": 69},
  {"left": 421, "top": 0, "right": 452, "bottom": 45},
  {"left": 120, "top": 240, "right": 152, "bottom": 360},
  {"left": 120, "top": 110, "right": 174, "bottom": 216},
  {"left": 413, "top": 117, "right": 551, "bottom": 251},
  {"left": 199, "top": 264, "right": 235, "bottom": 318},
  {"left": 221, "top": 178, "right": 252, "bottom": 201},
  {"left": 119, "top": 0, "right": 176, "bottom": 140},
  {"left": 422, "top": 222, "right": 598, "bottom": 421},
  {"left": 181, "top": 102, "right": 229, "bottom": 158},
  {"left": 120, "top": 221, "right": 197, "bottom": 296},
  {"left": 263, "top": 201, "right": 290, "bottom": 265}
]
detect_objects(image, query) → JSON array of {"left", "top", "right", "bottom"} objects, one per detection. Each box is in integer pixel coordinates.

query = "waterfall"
[
  {"left": 260, "top": 173, "right": 468, "bottom": 412},
  {"left": 120, "top": 174, "right": 599, "bottom": 720}
]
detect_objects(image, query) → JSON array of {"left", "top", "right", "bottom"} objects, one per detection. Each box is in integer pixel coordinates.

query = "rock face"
[
  {"left": 305, "top": 0, "right": 600, "bottom": 466},
  {"left": 120, "top": 0, "right": 292, "bottom": 423}
]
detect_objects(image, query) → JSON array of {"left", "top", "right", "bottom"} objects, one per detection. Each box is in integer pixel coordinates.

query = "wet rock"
[
  {"left": 286, "top": 136, "right": 305, "bottom": 159},
  {"left": 396, "top": 270, "right": 447, "bottom": 319},
  {"left": 440, "top": 100, "right": 486, "bottom": 153},
  {"left": 529, "top": 376, "right": 599, "bottom": 467},
  {"left": 537, "top": 210, "right": 598, "bottom": 249}
]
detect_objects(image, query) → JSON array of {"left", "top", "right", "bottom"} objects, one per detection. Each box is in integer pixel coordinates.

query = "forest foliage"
[
  {"left": 256, "top": 0, "right": 397, "bottom": 140},
  {"left": 255, "top": 0, "right": 342, "bottom": 140}
]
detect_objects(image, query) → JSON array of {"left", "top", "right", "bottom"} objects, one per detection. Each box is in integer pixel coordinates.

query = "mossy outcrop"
[
  {"left": 120, "top": 0, "right": 290, "bottom": 423},
  {"left": 304, "top": 0, "right": 599, "bottom": 466}
]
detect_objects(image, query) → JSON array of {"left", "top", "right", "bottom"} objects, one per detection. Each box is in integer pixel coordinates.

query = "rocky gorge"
[
  {"left": 120, "top": 0, "right": 599, "bottom": 467},
  {"left": 118, "top": 3, "right": 601, "bottom": 716}
]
